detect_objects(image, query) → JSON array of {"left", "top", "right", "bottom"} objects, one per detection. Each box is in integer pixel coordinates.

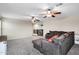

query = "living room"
[{"left": 0, "top": 3, "right": 79, "bottom": 55}]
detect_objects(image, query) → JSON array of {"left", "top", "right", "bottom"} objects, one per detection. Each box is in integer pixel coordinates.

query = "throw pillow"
[
  {"left": 64, "top": 33, "right": 69, "bottom": 37},
  {"left": 48, "top": 34, "right": 59, "bottom": 42},
  {"left": 56, "top": 34, "right": 65, "bottom": 40},
  {"left": 53, "top": 34, "right": 65, "bottom": 45}
]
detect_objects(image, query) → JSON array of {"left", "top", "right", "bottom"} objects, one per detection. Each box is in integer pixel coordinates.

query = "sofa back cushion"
[
  {"left": 45, "top": 31, "right": 74, "bottom": 43},
  {"left": 45, "top": 31, "right": 67, "bottom": 39}
]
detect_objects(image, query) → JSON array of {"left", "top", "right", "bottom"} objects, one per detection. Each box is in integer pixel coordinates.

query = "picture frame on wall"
[{"left": 33, "top": 29, "right": 43, "bottom": 36}]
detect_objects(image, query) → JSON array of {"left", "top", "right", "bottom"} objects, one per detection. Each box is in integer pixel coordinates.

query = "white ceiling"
[{"left": 0, "top": 3, "right": 79, "bottom": 21}]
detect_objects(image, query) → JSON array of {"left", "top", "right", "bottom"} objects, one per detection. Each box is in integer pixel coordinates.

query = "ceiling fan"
[
  {"left": 40, "top": 3, "right": 63, "bottom": 18},
  {"left": 31, "top": 16, "right": 40, "bottom": 24}
]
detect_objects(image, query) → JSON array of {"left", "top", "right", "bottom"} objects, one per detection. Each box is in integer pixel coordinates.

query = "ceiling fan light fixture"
[{"left": 47, "top": 10, "right": 51, "bottom": 14}]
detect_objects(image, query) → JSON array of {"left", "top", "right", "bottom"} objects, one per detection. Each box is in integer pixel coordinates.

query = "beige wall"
[
  {"left": 43, "top": 16, "right": 79, "bottom": 36},
  {"left": 1, "top": 16, "right": 79, "bottom": 40},
  {"left": 0, "top": 19, "right": 32, "bottom": 40}
]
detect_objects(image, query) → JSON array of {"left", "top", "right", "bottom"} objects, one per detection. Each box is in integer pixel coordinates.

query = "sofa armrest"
[{"left": 55, "top": 36, "right": 74, "bottom": 54}]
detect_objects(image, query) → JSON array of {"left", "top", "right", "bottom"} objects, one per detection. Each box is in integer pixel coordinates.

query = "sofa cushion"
[{"left": 64, "top": 33, "right": 69, "bottom": 37}]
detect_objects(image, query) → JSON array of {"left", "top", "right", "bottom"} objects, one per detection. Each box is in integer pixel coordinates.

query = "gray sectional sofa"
[{"left": 32, "top": 31, "right": 74, "bottom": 55}]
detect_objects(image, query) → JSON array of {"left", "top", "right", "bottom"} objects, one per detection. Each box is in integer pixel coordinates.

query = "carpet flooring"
[{"left": 7, "top": 37, "right": 79, "bottom": 55}]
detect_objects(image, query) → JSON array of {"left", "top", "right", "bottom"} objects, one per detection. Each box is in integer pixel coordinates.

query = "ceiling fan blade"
[
  {"left": 54, "top": 12, "right": 61, "bottom": 14},
  {"left": 56, "top": 3, "right": 63, "bottom": 7},
  {"left": 51, "top": 15, "right": 55, "bottom": 17}
]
